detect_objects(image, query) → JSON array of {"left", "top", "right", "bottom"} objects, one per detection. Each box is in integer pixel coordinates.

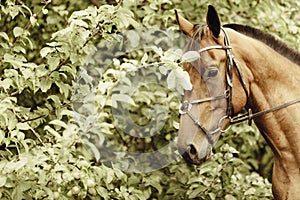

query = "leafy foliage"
[{"left": 0, "top": 0, "right": 299, "bottom": 199}]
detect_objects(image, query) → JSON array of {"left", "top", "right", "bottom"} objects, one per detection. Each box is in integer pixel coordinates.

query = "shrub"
[{"left": 1, "top": 0, "right": 299, "bottom": 199}]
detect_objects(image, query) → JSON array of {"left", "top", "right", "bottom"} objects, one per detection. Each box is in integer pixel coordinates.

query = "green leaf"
[
  {"left": 224, "top": 164, "right": 234, "bottom": 178},
  {"left": 47, "top": 55, "right": 60, "bottom": 71},
  {"left": 12, "top": 186, "right": 23, "bottom": 200},
  {"left": 106, "top": 168, "right": 115, "bottom": 184},
  {"left": 145, "top": 178, "right": 163, "bottom": 194},
  {"left": 21, "top": 36, "right": 33, "bottom": 48},
  {"left": 209, "top": 192, "right": 216, "bottom": 200},
  {"left": 82, "top": 139, "right": 100, "bottom": 161},
  {"left": 244, "top": 188, "right": 256, "bottom": 195},
  {"left": 71, "top": 10, "right": 89, "bottom": 18},
  {"left": 141, "top": 53, "right": 148, "bottom": 64},
  {"left": 17, "top": 131, "right": 25, "bottom": 140},
  {"left": 96, "top": 186, "right": 108, "bottom": 199},
  {"left": 20, "top": 140, "right": 29, "bottom": 153},
  {"left": 0, "top": 78, "right": 13, "bottom": 90},
  {"left": 187, "top": 185, "right": 206, "bottom": 198},
  {"left": 59, "top": 65, "right": 77, "bottom": 78},
  {"left": 40, "top": 47, "right": 53, "bottom": 58},
  {"left": 0, "top": 130, "right": 4, "bottom": 145},
  {"left": 49, "top": 120, "right": 68, "bottom": 129},
  {"left": 13, "top": 27, "right": 24, "bottom": 38},
  {"left": 20, "top": 68, "right": 32, "bottom": 80},
  {"left": 0, "top": 176, "right": 6, "bottom": 187},
  {"left": 13, "top": 45, "right": 26, "bottom": 54},
  {"left": 16, "top": 123, "right": 31, "bottom": 130},
  {"left": 55, "top": 81, "right": 70, "bottom": 98},
  {"left": 126, "top": 30, "right": 140, "bottom": 48},
  {"left": 47, "top": 95, "right": 61, "bottom": 106},
  {"left": 0, "top": 32, "right": 9, "bottom": 41},
  {"left": 177, "top": 68, "right": 192, "bottom": 91},
  {"left": 59, "top": 110, "right": 75, "bottom": 117},
  {"left": 15, "top": 157, "right": 28, "bottom": 171},
  {"left": 8, "top": 5, "right": 20, "bottom": 19},
  {"left": 111, "top": 94, "right": 136, "bottom": 108},
  {"left": 181, "top": 51, "right": 200, "bottom": 63},
  {"left": 40, "top": 77, "right": 52, "bottom": 92},
  {"left": 3, "top": 53, "right": 26, "bottom": 68},
  {"left": 44, "top": 125, "right": 61, "bottom": 138},
  {"left": 29, "top": 16, "right": 37, "bottom": 26},
  {"left": 166, "top": 70, "right": 176, "bottom": 90},
  {"left": 7, "top": 114, "right": 18, "bottom": 131},
  {"left": 225, "top": 194, "right": 237, "bottom": 200},
  {"left": 173, "top": 120, "right": 179, "bottom": 129},
  {"left": 167, "top": 68, "right": 192, "bottom": 92},
  {"left": 158, "top": 65, "right": 169, "bottom": 75},
  {"left": 35, "top": 65, "right": 48, "bottom": 77},
  {"left": 70, "top": 19, "right": 89, "bottom": 28}
]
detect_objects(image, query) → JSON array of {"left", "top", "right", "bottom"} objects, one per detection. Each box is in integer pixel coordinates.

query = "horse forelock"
[
  {"left": 183, "top": 24, "right": 206, "bottom": 75},
  {"left": 186, "top": 24, "right": 206, "bottom": 51}
]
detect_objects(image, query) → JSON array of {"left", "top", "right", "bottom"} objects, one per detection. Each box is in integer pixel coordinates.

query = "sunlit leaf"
[
  {"left": 70, "top": 19, "right": 89, "bottom": 28},
  {"left": 158, "top": 65, "right": 169, "bottom": 75},
  {"left": 44, "top": 125, "right": 61, "bottom": 138},
  {"left": 141, "top": 53, "right": 148, "bottom": 64},
  {"left": 49, "top": 120, "right": 68, "bottom": 129},
  {"left": 16, "top": 123, "right": 31, "bottom": 130},
  {"left": 40, "top": 47, "right": 53, "bottom": 58},
  {"left": 47, "top": 55, "right": 60, "bottom": 71},
  {"left": 0, "top": 78, "right": 13, "bottom": 90},
  {"left": 181, "top": 51, "right": 200, "bottom": 63},
  {"left": 0, "top": 177, "right": 6, "bottom": 187},
  {"left": 111, "top": 94, "right": 136, "bottom": 108},
  {"left": 0, "top": 32, "right": 9, "bottom": 41},
  {"left": 225, "top": 194, "right": 237, "bottom": 200},
  {"left": 13, "top": 27, "right": 23, "bottom": 37}
]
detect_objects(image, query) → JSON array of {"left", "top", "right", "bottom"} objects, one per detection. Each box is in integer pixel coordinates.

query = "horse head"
[{"left": 176, "top": 5, "right": 248, "bottom": 164}]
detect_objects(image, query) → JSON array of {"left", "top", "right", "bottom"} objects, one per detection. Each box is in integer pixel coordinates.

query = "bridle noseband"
[{"left": 179, "top": 27, "right": 300, "bottom": 144}]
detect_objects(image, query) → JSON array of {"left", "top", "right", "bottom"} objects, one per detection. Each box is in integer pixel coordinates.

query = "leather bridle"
[{"left": 179, "top": 27, "right": 300, "bottom": 144}]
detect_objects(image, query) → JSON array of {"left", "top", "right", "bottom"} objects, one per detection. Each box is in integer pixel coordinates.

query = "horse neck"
[{"left": 231, "top": 30, "right": 300, "bottom": 173}]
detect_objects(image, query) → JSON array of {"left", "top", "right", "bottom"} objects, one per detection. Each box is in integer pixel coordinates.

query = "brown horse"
[{"left": 176, "top": 5, "right": 300, "bottom": 200}]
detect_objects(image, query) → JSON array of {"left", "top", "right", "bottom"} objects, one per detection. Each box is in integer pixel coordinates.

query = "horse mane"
[{"left": 223, "top": 24, "right": 300, "bottom": 66}]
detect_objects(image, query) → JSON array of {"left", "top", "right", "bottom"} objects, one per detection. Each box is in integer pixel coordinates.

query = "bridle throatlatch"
[{"left": 179, "top": 27, "right": 300, "bottom": 144}]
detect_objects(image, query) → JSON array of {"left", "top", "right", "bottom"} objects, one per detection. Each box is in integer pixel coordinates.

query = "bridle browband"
[{"left": 179, "top": 27, "right": 300, "bottom": 144}]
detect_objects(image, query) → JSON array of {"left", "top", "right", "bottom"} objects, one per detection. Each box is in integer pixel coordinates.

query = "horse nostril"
[{"left": 188, "top": 144, "right": 197, "bottom": 156}]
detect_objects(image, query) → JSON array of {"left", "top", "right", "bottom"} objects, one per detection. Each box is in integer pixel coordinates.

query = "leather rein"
[{"left": 179, "top": 27, "right": 300, "bottom": 144}]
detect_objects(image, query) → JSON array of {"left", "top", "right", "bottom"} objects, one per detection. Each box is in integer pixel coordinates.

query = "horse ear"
[
  {"left": 175, "top": 10, "right": 194, "bottom": 37},
  {"left": 206, "top": 5, "right": 221, "bottom": 38}
]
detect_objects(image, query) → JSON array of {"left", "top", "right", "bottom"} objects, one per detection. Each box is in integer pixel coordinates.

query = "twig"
[
  {"left": 82, "top": 0, "right": 124, "bottom": 47},
  {"left": 12, "top": 0, "right": 51, "bottom": 45},
  {"left": 21, "top": 114, "right": 46, "bottom": 123}
]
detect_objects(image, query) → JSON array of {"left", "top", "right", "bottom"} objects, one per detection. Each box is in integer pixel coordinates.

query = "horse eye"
[{"left": 207, "top": 68, "right": 218, "bottom": 78}]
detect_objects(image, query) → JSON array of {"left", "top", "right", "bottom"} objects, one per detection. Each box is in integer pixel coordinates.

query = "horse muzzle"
[{"left": 178, "top": 140, "right": 213, "bottom": 165}]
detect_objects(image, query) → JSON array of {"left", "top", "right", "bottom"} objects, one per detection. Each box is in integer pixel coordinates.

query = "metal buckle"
[
  {"left": 224, "top": 89, "right": 230, "bottom": 99},
  {"left": 179, "top": 100, "right": 192, "bottom": 115},
  {"left": 218, "top": 115, "right": 231, "bottom": 133}
]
